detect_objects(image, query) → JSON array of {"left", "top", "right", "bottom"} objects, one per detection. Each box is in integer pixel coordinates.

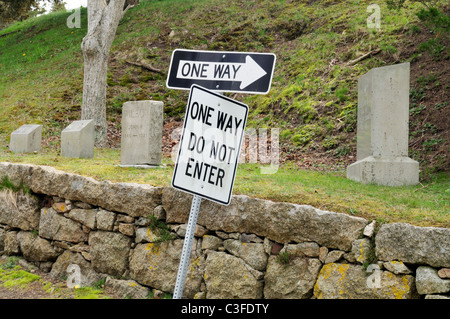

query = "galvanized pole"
[
  {"left": 173, "top": 91, "right": 222, "bottom": 299},
  {"left": 172, "top": 194, "right": 202, "bottom": 299}
]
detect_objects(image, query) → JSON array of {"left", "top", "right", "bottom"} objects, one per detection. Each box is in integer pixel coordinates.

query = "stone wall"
[{"left": 0, "top": 162, "right": 449, "bottom": 299}]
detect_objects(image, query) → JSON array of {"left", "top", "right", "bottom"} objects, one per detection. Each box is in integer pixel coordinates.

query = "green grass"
[
  {"left": 73, "top": 286, "right": 110, "bottom": 299},
  {"left": 0, "top": 0, "right": 448, "bottom": 229},
  {"left": 0, "top": 10, "right": 86, "bottom": 141},
  {"left": 1, "top": 148, "right": 448, "bottom": 228},
  {"left": 0, "top": 265, "right": 41, "bottom": 289},
  {"left": 0, "top": 0, "right": 427, "bottom": 152},
  {"left": 148, "top": 215, "right": 178, "bottom": 243},
  {"left": 0, "top": 175, "right": 31, "bottom": 194}
]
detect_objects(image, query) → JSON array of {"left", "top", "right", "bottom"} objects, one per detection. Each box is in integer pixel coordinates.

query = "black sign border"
[
  {"left": 166, "top": 49, "right": 276, "bottom": 94},
  {"left": 171, "top": 84, "right": 249, "bottom": 206}
]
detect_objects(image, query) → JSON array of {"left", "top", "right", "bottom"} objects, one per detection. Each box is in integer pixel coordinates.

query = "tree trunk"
[
  {"left": 81, "top": 32, "right": 108, "bottom": 147},
  {"left": 81, "top": 0, "right": 133, "bottom": 147}
]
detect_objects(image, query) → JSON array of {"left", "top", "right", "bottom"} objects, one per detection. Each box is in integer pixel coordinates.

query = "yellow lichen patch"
[
  {"left": 189, "top": 257, "right": 201, "bottom": 274},
  {"left": 145, "top": 243, "right": 161, "bottom": 256},
  {"left": 314, "top": 289, "right": 323, "bottom": 299},
  {"left": 322, "top": 263, "right": 349, "bottom": 281},
  {"left": 146, "top": 228, "right": 157, "bottom": 241},
  {"left": 52, "top": 202, "right": 67, "bottom": 213},
  {"left": 313, "top": 265, "right": 329, "bottom": 298},
  {"left": 193, "top": 257, "right": 201, "bottom": 267},
  {"left": 384, "top": 272, "right": 412, "bottom": 299},
  {"left": 313, "top": 263, "right": 350, "bottom": 299},
  {"left": 336, "top": 264, "right": 349, "bottom": 284},
  {"left": 357, "top": 241, "right": 365, "bottom": 262}
]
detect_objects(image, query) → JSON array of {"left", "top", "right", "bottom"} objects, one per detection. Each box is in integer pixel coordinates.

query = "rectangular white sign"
[
  {"left": 166, "top": 49, "right": 276, "bottom": 94},
  {"left": 172, "top": 85, "right": 248, "bottom": 205},
  {"left": 175, "top": 56, "right": 267, "bottom": 90}
]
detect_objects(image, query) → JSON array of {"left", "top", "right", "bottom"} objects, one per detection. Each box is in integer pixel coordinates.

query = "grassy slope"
[
  {"left": 0, "top": 10, "right": 86, "bottom": 142},
  {"left": 0, "top": 0, "right": 448, "bottom": 227}
]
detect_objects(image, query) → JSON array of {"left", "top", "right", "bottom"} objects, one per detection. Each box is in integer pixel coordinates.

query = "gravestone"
[
  {"left": 61, "top": 120, "right": 94, "bottom": 159},
  {"left": 347, "top": 63, "right": 419, "bottom": 186},
  {"left": 120, "top": 100, "right": 163, "bottom": 167},
  {"left": 9, "top": 124, "right": 42, "bottom": 153}
]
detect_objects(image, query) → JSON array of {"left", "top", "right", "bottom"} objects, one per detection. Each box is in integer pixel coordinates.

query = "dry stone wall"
[{"left": 0, "top": 162, "right": 449, "bottom": 299}]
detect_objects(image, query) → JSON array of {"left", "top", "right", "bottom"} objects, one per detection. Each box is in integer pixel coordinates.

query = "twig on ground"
[
  {"left": 125, "top": 60, "right": 164, "bottom": 74},
  {"left": 346, "top": 49, "right": 381, "bottom": 66}
]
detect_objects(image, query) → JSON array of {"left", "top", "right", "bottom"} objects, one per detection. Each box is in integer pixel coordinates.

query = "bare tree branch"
[
  {"left": 346, "top": 49, "right": 381, "bottom": 66},
  {"left": 122, "top": 0, "right": 139, "bottom": 18},
  {"left": 125, "top": 60, "right": 164, "bottom": 75}
]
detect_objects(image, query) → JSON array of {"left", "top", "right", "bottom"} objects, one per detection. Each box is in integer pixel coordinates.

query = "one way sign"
[{"left": 167, "top": 49, "right": 276, "bottom": 94}]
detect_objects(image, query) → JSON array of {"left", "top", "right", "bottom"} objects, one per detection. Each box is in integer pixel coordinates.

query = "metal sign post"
[
  {"left": 172, "top": 85, "right": 248, "bottom": 299},
  {"left": 173, "top": 194, "right": 202, "bottom": 299}
]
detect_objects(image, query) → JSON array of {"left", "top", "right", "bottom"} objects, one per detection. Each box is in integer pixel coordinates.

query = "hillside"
[{"left": 0, "top": 0, "right": 448, "bottom": 176}]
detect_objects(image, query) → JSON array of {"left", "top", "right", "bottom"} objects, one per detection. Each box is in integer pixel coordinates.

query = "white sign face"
[
  {"left": 172, "top": 85, "right": 248, "bottom": 206},
  {"left": 176, "top": 56, "right": 267, "bottom": 90},
  {"left": 166, "top": 49, "right": 276, "bottom": 94}
]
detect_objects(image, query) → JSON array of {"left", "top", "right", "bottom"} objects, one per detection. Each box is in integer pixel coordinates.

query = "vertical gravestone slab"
[
  {"left": 10, "top": 124, "right": 42, "bottom": 153},
  {"left": 347, "top": 63, "right": 419, "bottom": 186},
  {"left": 61, "top": 120, "right": 95, "bottom": 159},
  {"left": 120, "top": 100, "right": 163, "bottom": 167}
]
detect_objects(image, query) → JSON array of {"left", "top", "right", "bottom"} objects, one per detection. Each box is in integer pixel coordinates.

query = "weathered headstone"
[
  {"left": 120, "top": 100, "right": 163, "bottom": 167},
  {"left": 9, "top": 124, "right": 42, "bottom": 153},
  {"left": 347, "top": 63, "right": 419, "bottom": 186},
  {"left": 61, "top": 120, "right": 94, "bottom": 159}
]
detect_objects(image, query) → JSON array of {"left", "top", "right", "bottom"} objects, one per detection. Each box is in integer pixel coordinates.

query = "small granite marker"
[
  {"left": 120, "top": 100, "right": 163, "bottom": 168},
  {"left": 347, "top": 62, "right": 419, "bottom": 186},
  {"left": 9, "top": 124, "right": 42, "bottom": 153},
  {"left": 61, "top": 119, "right": 95, "bottom": 159}
]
